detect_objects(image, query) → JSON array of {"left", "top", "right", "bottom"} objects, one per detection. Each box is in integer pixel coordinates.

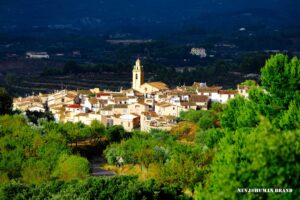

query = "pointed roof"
[
  {"left": 144, "top": 82, "right": 169, "bottom": 90},
  {"left": 133, "top": 58, "right": 143, "bottom": 71}
]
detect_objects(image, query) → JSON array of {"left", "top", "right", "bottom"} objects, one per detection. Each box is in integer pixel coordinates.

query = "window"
[{"left": 136, "top": 74, "right": 138, "bottom": 79}]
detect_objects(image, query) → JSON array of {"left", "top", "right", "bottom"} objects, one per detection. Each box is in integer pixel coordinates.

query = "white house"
[
  {"left": 26, "top": 52, "right": 50, "bottom": 59},
  {"left": 217, "top": 90, "right": 238, "bottom": 104},
  {"left": 112, "top": 114, "right": 140, "bottom": 132},
  {"left": 197, "top": 87, "right": 222, "bottom": 102}
]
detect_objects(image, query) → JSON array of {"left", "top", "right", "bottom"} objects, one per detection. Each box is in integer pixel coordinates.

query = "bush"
[
  {"left": 53, "top": 154, "right": 90, "bottom": 181},
  {"left": 0, "top": 176, "right": 188, "bottom": 200}
]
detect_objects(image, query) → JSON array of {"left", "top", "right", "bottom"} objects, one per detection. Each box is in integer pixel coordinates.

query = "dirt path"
[{"left": 91, "top": 157, "right": 115, "bottom": 177}]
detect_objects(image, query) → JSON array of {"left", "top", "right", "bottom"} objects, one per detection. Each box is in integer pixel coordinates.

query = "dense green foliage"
[
  {"left": 0, "top": 114, "right": 185, "bottom": 199},
  {"left": 195, "top": 54, "right": 300, "bottom": 199},
  {"left": 196, "top": 119, "right": 300, "bottom": 200},
  {"left": 221, "top": 96, "right": 259, "bottom": 130},
  {"left": 0, "top": 115, "right": 88, "bottom": 184},
  {"left": 105, "top": 131, "right": 213, "bottom": 190},
  {"left": 180, "top": 108, "right": 219, "bottom": 130},
  {"left": 53, "top": 154, "right": 90, "bottom": 181},
  {"left": 0, "top": 176, "right": 187, "bottom": 200},
  {"left": 25, "top": 110, "right": 54, "bottom": 124},
  {"left": 0, "top": 114, "right": 130, "bottom": 186}
]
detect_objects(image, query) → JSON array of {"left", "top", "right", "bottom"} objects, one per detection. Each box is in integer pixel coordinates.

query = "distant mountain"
[{"left": 0, "top": 0, "right": 299, "bottom": 35}]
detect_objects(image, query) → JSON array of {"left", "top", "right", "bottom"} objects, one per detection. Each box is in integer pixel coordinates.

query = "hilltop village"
[{"left": 13, "top": 59, "right": 249, "bottom": 131}]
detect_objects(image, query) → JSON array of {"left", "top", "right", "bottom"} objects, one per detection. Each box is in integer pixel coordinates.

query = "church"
[{"left": 132, "top": 58, "right": 169, "bottom": 93}]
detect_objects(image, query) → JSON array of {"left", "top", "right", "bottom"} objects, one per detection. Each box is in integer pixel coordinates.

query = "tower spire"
[
  {"left": 134, "top": 58, "right": 142, "bottom": 70},
  {"left": 132, "top": 58, "right": 144, "bottom": 91}
]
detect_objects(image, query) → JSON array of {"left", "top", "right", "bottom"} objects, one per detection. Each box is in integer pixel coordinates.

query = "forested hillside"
[{"left": 1, "top": 0, "right": 299, "bottom": 33}]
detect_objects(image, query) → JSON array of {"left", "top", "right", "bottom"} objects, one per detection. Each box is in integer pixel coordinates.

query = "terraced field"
[{"left": 7, "top": 72, "right": 146, "bottom": 96}]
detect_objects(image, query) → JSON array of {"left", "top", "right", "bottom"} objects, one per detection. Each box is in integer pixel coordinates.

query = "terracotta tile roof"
[
  {"left": 112, "top": 93, "right": 126, "bottom": 97},
  {"left": 156, "top": 102, "right": 172, "bottom": 107},
  {"left": 89, "top": 97, "right": 98, "bottom": 104},
  {"left": 101, "top": 105, "right": 113, "bottom": 111},
  {"left": 142, "top": 111, "right": 158, "bottom": 117},
  {"left": 145, "top": 82, "right": 169, "bottom": 90},
  {"left": 113, "top": 104, "right": 128, "bottom": 109},
  {"left": 65, "top": 94, "right": 77, "bottom": 99},
  {"left": 190, "top": 95, "right": 209, "bottom": 103},
  {"left": 180, "top": 102, "right": 196, "bottom": 107},
  {"left": 114, "top": 97, "right": 129, "bottom": 101},
  {"left": 218, "top": 90, "right": 238, "bottom": 95},
  {"left": 197, "top": 87, "right": 222, "bottom": 93},
  {"left": 136, "top": 101, "right": 147, "bottom": 106},
  {"left": 96, "top": 93, "right": 111, "bottom": 97},
  {"left": 67, "top": 104, "right": 81, "bottom": 109},
  {"left": 167, "top": 90, "right": 190, "bottom": 96},
  {"left": 99, "top": 100, "right": 108, "bottom": 104},
  {"left": 145, "top": 99, "right": 153, "bottom": 103},
  {"left": 75, "top": 113, "right": 89, "bottom": 117}
]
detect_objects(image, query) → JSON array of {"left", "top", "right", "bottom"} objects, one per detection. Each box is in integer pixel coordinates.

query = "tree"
[
  {"left": 160, "top": 154, "right": 201, "bottom": 189},
  {"left": 53, "top": 154, "right": 90, "bottom": 181},
  {"left": 195, "top": 120, "right": 300, "bottom": 200},
  {"left": 196, "top": 128, "right": 225, "bottom": 148},
  {"left": 248, "top": 54, "right": 300, "bottom": 128},
  {"left": 89, "top": 120, "right": 105, "bottom": 143},
  {"left": 278, "top": 100, "right": 300, "bottom": 130},
  {"left": 221, "top": 96, "right": 259, "bottom": 130},
  {"left": 63, "top": 122, "right": 85, "bottom": 146},
  {"left": 197, "top": 111, "right": 215, "bottom": 130},
  {"left": 0, "top": 88, "right": 12, "bottom": 114},
  {"left": 25, "top": 110, "right": 54, "bottom": 124},
  {"left": 21, "top": 160, "right": 51, "bottom": 185},
  {"left": 105, "top": 125, "right": 126, "bottom": 142},
  {"left": 260, "top": 54, "right": 300, "bottom": 109},
  {"left": 180, "top": 110, "right": 203, "bottom": 123}
]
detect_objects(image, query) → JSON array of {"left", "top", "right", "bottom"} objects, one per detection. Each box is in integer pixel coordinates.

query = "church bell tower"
[{"left": 132, "top": 58, "right": 144, "bottom": 91}]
